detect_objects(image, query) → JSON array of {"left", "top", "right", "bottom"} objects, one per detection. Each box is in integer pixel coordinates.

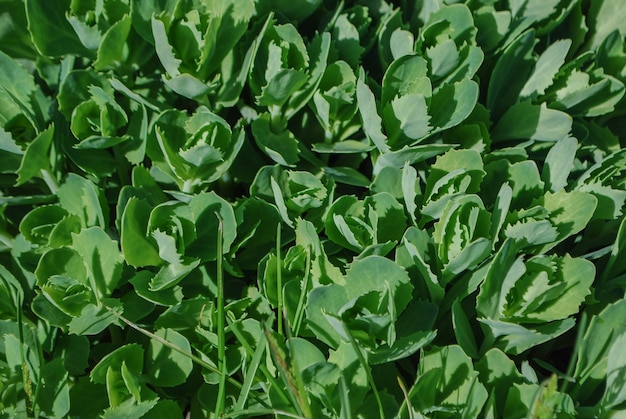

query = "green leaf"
[
  {"left": 323, "top": 166, "right": 370, "bottom": 187},
  {"left": 603, "top": 216, "right": 626, "bottom": 280},
  {"left": 541, "top": 136, "right": 577, "bottom": 192},
  {"left": 474, "top": 7, "right": 511, "bottom": 52},
  {"left": 93, "top": 14, "right": 131, "bottom": 70},
  {"left": 476, "top": 348, "right": 524, "bottom": 414},
  {"left": 91, "top": 344, "right": 144, "bottom": 384},
  {"left": 409, "top": 345, "right": 488, "bottom": 416},
  {"left": 149, "top": 255, "right": 200, "bottom": 292},
  {"left": 344, "top": 255, "right": 413, "bottom": 313},
  {"left": 381, "top": 55, "right": 431, "bottom": 105},
  {"left": 19, "top": 205, "right": 68, "bottom": 245},
  {"left": 602, "top": 332, "right": 626, "bottom": 409},
  {"left": 146, "top": 328, "right": 194, "bottom": 387},
  {"left": 72, "top": 227, "right": 124, "bottom": 297},
  {"left": 373, "top": 144, "right": 455, "bottom": 175},
  {"left": 427, "top": 38, "right": 459, "bottom": 79},
  {"left": 0, "top": 127, "right": 23, "bottom": 173},
  {"left": 258, "top": 69, "right": 308, "bottom": 107},
  {"left": 382, "top": 93, "right": 431, "bottom": 146},
  {"left": 487, "top": 30, "right": 536, "bottom": 119},
  {"left": 369, "top": 329, "right": 436, "bottom": 365},
  {"left": 0, "top": 49, "right": 38, "bottom": 126},
  {"left": 476, "top": 239, "right": 522, "bottom": 320},
  {"left": 479, "top": 318, "right": 575, "bottom": 355},
  {"left": 357, "top": 76, "right": 388, "bottom": 153},
  {"left": 575, "top": 300, "right": 626, "bottom": 404},
  {"left": 187, "top": 191, "right": 237, "bottom": 261},
  {"left": 25, "top": 0, "right": 90, "bottom": 57},
  {"left": 101, "top": 399, "right": 158, "bottom": 419},
  {"left": 429, "top": 78, "right": 479, "bottom": 134},
  {"left": 57, "top": 173, "right": 108, "bottom": 228},
  {"left": 68, "top": 300, "right": 122, "bottom": 335},
  {"left": 15, "top": 124, "right": 54, "bottom": 186},
  {"left": 539, "top": 190, "right": 597, "bottom": 253},
  {"left": 74, "top": 135, "right": 129, "bottom": 150},
  {"left": 492, "top": 101, "right": 572, "bottom": 143},
  {"left": 151, "top": 17, "right": 181, "bottom": 76},
  {"left": 256, "top": 0, "right": 322, "bottom": 22},
  {"left": 390, "top": 28, "right": 414, "bottom": 60},
  {"left": 129, "top": 271, "right": 183, "bottom": 307},
  {"left": 38, "top": 358, "right": 70, "bottom": 418},
  {"left": 121, "top": 198, "right": 161, "bottom": 267},
  {"left": 586, "top": 0, "right": 626, "bottom": 50},
  {"left": 520, "top": 39, "right": 571, "bottom": 99},
  {"left": 251, "top": 113, "right": 300, "bottom": 166},
  {"left": 306, "top": 284, "right": 349, "bottom": 348}
]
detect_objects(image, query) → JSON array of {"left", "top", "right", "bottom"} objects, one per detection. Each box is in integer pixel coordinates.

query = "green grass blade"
[
  {"left": 234, "top": 330, "right": 267, "bottom": 412},
  {"left": 215, "top": 212, "right": 227, "bottom": 417}
]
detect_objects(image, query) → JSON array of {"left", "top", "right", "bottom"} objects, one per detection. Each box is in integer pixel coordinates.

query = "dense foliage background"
[{"left": 1, "top": 0, "right": 626, "bottom": 417}]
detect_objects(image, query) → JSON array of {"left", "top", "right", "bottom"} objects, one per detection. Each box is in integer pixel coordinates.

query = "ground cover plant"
[{"left": 1, "top": 0, "right": 626, "bottom": 417}]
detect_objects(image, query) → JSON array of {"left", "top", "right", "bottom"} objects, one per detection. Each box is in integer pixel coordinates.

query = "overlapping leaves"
[{"left": 1, "top": 0, "right": 626, "bottom": 418}]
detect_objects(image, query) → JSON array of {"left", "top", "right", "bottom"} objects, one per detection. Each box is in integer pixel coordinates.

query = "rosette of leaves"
[
  {"left": 19, "top": 174, "right": 108, "bottom": 250},
  {"left": 22, "top": 0, "right": 132, "bottom": 62},
  {"left": 248, "top": 21, "right": 330, "bottom": 165},
  {"left": 404, "top": 345, "right": 488, "bottom": 418},
  {"left": 489, "top": 31, "right": 625, "bottom": 143},
  {"left": 87, "top": 341, "right": 191, "bottom": 417},
  {"left": 571, "top": 300, "right": 626, "bottom": 414},
  {"left": 476, "top": 240, "right": 595, "bottom": 355},
  {"left": 250, "top": 165, "right": 332, "bottom": 228},
  {"left": 249, "top": 22, "right": 327, "bottom": 121},
  {"left": 328, "top": 5, "right": 375, "bottom": 68},
  {"left": 355, "top": 4, "right": 482, "bottom": 152},
  {"left": 55, "top": 70, "right": 135, "bottom": 177},
  {"left": 66, "top": 82, "right": 127, "bottom": 144},
  {"left": 306, "top": 255, "right": 437, "bottom": 365},
  {"left": 574, "top": 149, "right": 626, "bottom": 221},
  {"left": 19, "top": 175, "right": 121, "bottom": 335},
  {"left": 471, "top": 0, "right": 579, "bottom": 55},
  {"left": 147, "top": 0, "right": 256, "bottom": 100},
  {"left": 309, "top": 61, "right": 361, "bottom": 148},
  {"left": 119, "top": 188, "right": 236, "bottom": 291},
  {"left": 64, "top": 0, "right": 139, "bottom": 71},
  {"left": 421, "top": 149, "right": 486, "bottom": 222},
  {"left": 149, "top": 107, "right": 244, "bottom": 193},
  {"left": 324, "top": 192, "right": 407, "bottom": 255},
  {"left": 0, "top": 50, "right": 59, "bottom": 191},
  {"left": 416, "top": 4, "right": 484, "bottom": 85},
  {"left": 357, "top": 52, "right": 479, "bottom": 152},
  {"left": 502, "top": 189, "right": 597, "bottom": 254},
  {"left": 33, "top": 225, "right": 124, "bottom": 335},
  {"left": 433, "top": 194, "right": 492, "bottom": 284}
]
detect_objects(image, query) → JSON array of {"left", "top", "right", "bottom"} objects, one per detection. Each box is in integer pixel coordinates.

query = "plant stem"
[
  {"left": 276, "top": 223, "right": 283, "bottom": 337},
  {"left": 40, "top": 169, "right": 59, "bottom": 195},
  {"left": 292, "top": 251, "right": 311, "bottom": 337},
  {"left": 215, "top": 212, "right": 227, "bottom": 417},
  {"left": 182, "top": 179, "right": 195, "bottom": 194}
]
